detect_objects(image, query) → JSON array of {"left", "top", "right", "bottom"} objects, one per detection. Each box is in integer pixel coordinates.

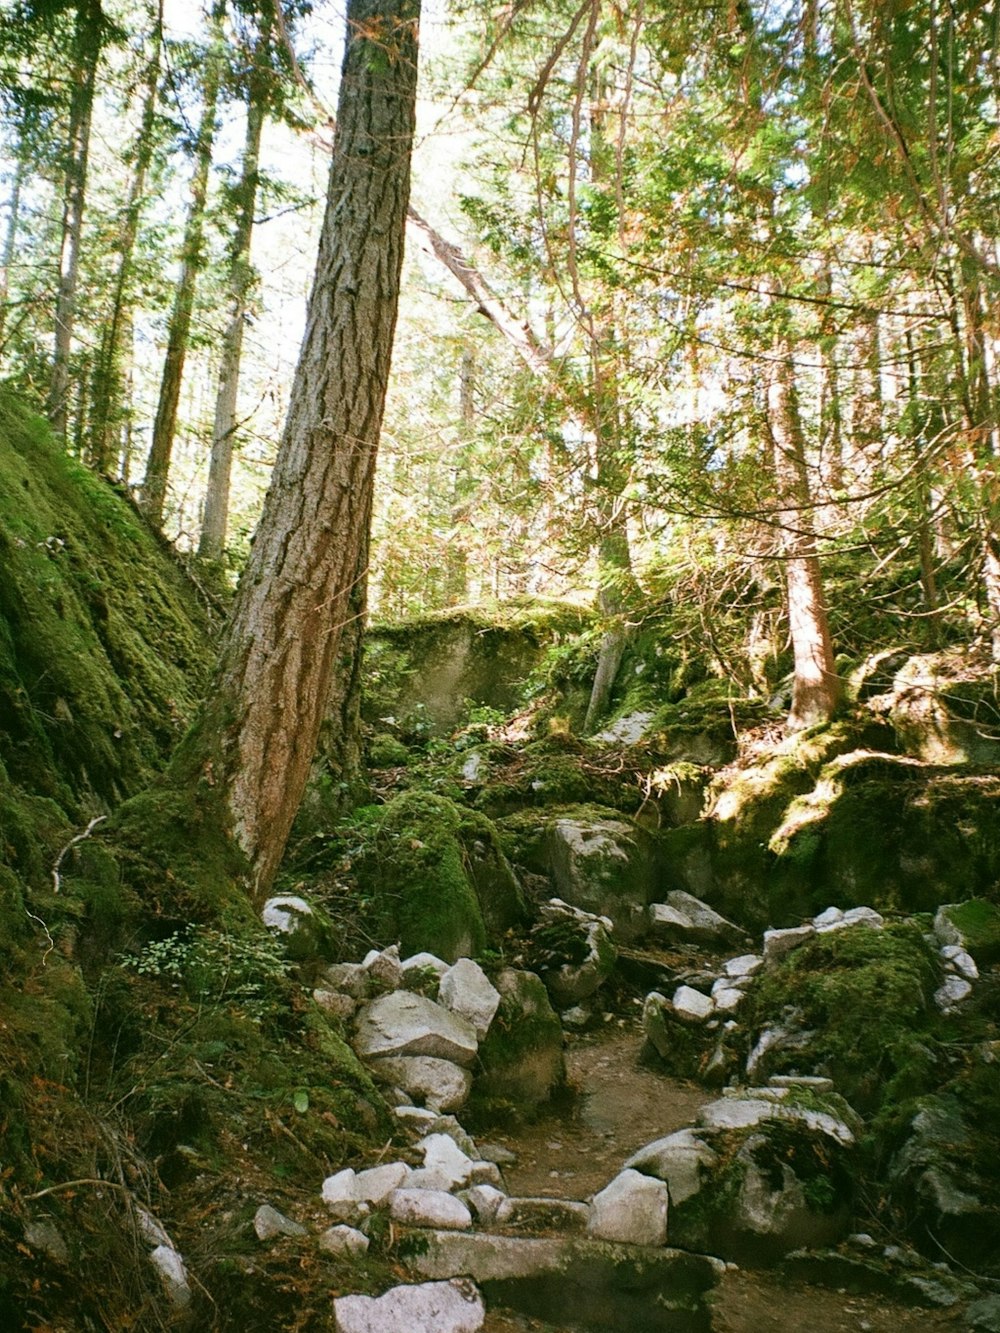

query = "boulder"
[
  {"left": 671, "top": 985, "right": 715, "bottom": 1023},
  {"left": 353, "top": 991, "right": 479, "bottom": 1067},
  {"left": 659, "top": 890, "right": 746, "bottom": 947},
  {"left": 322, "top": 961, "right": 369, "bottom": 999},
  {"left": 412, "top": 1133, "right": 475, "bottom": 1191},
  {"left": 150, "top": 1245, "right": 191, "bottom": 1310},
  {"left": 408, "top": 1231, "right": 722, "bottom": 1332},
  {"left": 389, "top": 1188, "right": 473, "bottom": 1230},
  {"left": 362, "top": 945, "right": 404, "bottom": 991},
  {"left": 723, "top": 954, "right": 763, "bottom": 980},
  {"left": 475, "top": 969, "right": 565, "bottom": 1109},
  {"left": 312, "top": 989, "right": 358, "bottom": 1021},
  {"left": 439, "top": 958, "right": 501, "bottom": 1040},
  {"left": 642, "top": 991, "right": 722, "bottom": 1080},
  {"left": 532, "top": 900, "right": 617, "bottom": 1007},
  {"left": 545, "top": 815, "right": 655, "bottom": 942},
  {"left": 261, "top": 895, "right": 329, "bottom": 961},
  {"left": 587, "top": 1169, "right": 669, "bottom": 1246},
  {"left": 366, "top": 1055, "right": 472, "bottom": 1112},
  {"left": 333, "top": 1279, "right": 485, "bottom": 1333},
  {"left": 319, "top": 1224, "right": 370, "bottom": 1257},
  {"left": 624, "top": 1129, "right": 719, "bottom": 1206},
  {"left": 459, "top": 1184, "right": 507, "bottom": 1224},
  {"left": 763, "top": 925, "right": 815, "bottom": 962},
  {"left": 254, "top": 1204, "right": 306, "bottom": 1240},
  {"left": 698, "top": 1094, "right": 856, "bottom": 1148}
]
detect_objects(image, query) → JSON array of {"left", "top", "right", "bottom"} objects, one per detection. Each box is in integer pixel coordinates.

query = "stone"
[
  {"left": 415, "top": 1134, "right": 475, "bottom": 1191},
  {"left": 362, "top": 945, "right": 404, "bottom": 991},
  {"left": 534, "top": 901, "right": 617, "bottom": 1007},
  {"left": 762, "top": 925, "right": 815, "bottom": 961},
  {"left": 322, "top": 1168, "right": 359, "bottom": 1213},
  {"left": 934, "top": 974, "right": 973, "bottom": 1010},
  {"left": 439, "top": 958, "right": 501, "bottom": 1040},
  {"left": 402, "top": 952, "right": 450, "bottom": 982},
  {"left": 745, "top": 1024, "right": 816, "bottom": 1083},
  {"left": 356, "top": 1161, "right": 410, "bottom": 1204},
  {"left": 647, "top": 903, "right": 693, "bottom": 940},
  {"left": 409, "top": 1231, "right": 721, "bottom": 1331},
  {"left": 842, "top": 906, "right": 884, "bottom": 929},
  {"left": 941, "top": 944, "right": 978, "bottom": 980},
  {"left": 768, "top": 1074, "right": 834, "bottom": 1093},
  {"left": 322, "top": 962, "right": 369, "bottom": 999},
  {"left": 671, "top": 984, "right": 715, "bottom": 1023},
  {"left": 469, "top": 1160, "right": 505, "bottom": 1189},
  {"left": 312, "top": 988, "right": 357, "bottom": 1021},
  {"left": 967, "top": 1296, "right": 1000, "bottom": 1332},
  {"left": 392, "top": 1104, "right": 439, "bottom": 1132},
  {"left": 698, "top": 1095, "right": 856, "bottom": 1147},
  {"left": 587, "top": 1169, "right": 669, "bottom": 1246},
  {"left": 495, "top": 1197, "right": 590, "bottom": 1232},
  {"left": 459, "top": 1185, "right": 507, "bottom": 1224},
  {"left": 135, "top": 1208, "right": 171, "bottom": 1250},
  {"left": 724, "top": 954, "right": 763, "bottom": 979},
  {"left": 23, "top": 1219, "right": 69, "bottom": 1264},
  {"left": 812, "top": 906, "right": 844, "bottom": 930},
  {"left": 389, "top": 1188, "right": 473, "bottom": 1230},
  {"left": 333, "top": 1279, "right": 485, "bottom": 1333},
  {"left": 476, "top": 968, "right": 565, "bottom": 1108},
  {"left": 545, "top": 817, "right": 655, "bottom": 942},
  {"left": 711, "top": 986, "right": 745, "bottom": 1013},
  {"left": 664, "top": 890, "right": 746, "bottom": 946},
  {"left": 722, "top": 1135, "right": 850, "bottom": 1261},
  {"left": 478, "top": 1142, "right": 517, "bottom": 1167},
  {"left": 353, "top": 991, "right": 479, "bottom": 1067},
  {"left": 366, "top": 1055, "right": 473, "bottom": 1112},
  {"left": 561, "top": 1004, "right": 592, "bottom": 1030},
  {"left": 254, "top": 1204, "right": 306, "bottom": 1240},
  {"left": 261, "top": 895, "right": 326, "bottom": 960},
  {"left": 319, "top": 1224, "right": 369, "bottom": 1258},
  {"left": 150, "top": 1245, "right": 191, "bottom": 1309},
  {"left": 624, "top": 1128, "right": 719, "bottom": 1206},
  {"left": 592, "top": 710, "right": 656, "bottom": 745}
]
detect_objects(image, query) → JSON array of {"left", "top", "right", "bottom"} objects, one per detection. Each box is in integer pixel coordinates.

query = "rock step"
[{"left": 409, "top": 1230, "right": 722, "bottom": 1333}]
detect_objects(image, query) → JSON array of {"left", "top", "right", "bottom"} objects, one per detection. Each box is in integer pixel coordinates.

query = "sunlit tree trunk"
[
  {"left": 90, "top": 0, "right": 163, "bottom": 474},
  {"left": 47, "top": 0, "right": 103, "bottom": 438},
  {"left": 767, "top": 345, "right": 841, "bottom": 730},
  {"left": 142, "top": 0, "right": 225, "bottom": 527},
  {"left": 168, "top": 0, "right": 420, "bottom": 900},
  {"left": 198, "top": 17, "right": 270, "bottom": 562}
]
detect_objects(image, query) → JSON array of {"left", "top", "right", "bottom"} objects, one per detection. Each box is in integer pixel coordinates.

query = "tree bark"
[
  {"left": 141, "top": 0, "right": 225, "bottom": 527},
  {"left": 185, "top": 0, "right": 420, "bottom": 901},
  {"left": 89, "top": 0, "right": 163, "bottom": 474},
  {"left": 47, "top": 0, "right": 103, "bottom": 438},
  {"left": 767, "top": 347, "right": 841, "bottom": 730},
  {"left": 197, "top": 18, "right": 271, "bottom": 562}
]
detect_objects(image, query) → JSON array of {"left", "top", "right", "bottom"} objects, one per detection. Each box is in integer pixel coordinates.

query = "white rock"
[
  {"left": 439, "top": 958, "right": 501, "bottom": 1040},
  {"left": 24, "top": 1219, "right": 69, "bottom": 1263},
  {"left": 941, "top": 945, "right": 979, "bottom": 980},
  {"left": 842, "top": 906, "right": 884, "bottom": 929},
  {"left": 254, "top": 1204, "right": 306, "bottom": 1240},
  {"left": 402, "top": 952, "right": 450, "bottom": 980},
  {"left": 334, "top": 1279, "right": 485, "bottom": 1333},
  {"left": 469, "top": 1160, "right": 504, "bottom": 1189},
  {"left": 812, "top": 907, "right": 844, "bottom": 930},
  {"left": 356, "top": 1161, "right": 410, "bottom": 1204},
  {"left": 319, "top": 1224, "right": 370, "bottom": 1258},
  {"left": 624, "top": 1129, "right": 718, "bottom": 1206},
  {"left": 135, "top": 1207, "right": 171, "bottom": 1250},
  {"left": 769, "top": 1074, "right": 834, "bottom": 1093},
  {"left": 935, "top": 974, "right": 973, "bottom": 1010},
  {"left": 592, "top": 711, "right": 656, "bottom": 745},
  {"left": 416, "top": 1133, "right": 475, "bottom": 1190},
  {"left": 150, "top": 1245, "right": 191, "bottom": 1309},
  {"left": 648, "top": 903, "right": 694, "bottom": 934},
  {"left": 462, "top": 751, "right": 486, "bottom": 782},
  {"left": 366, "top": 1055, "right": 473, "bottom": 1112},
  {"left": 671, "top": 985, "right": 715, "bottom": 1022},
  {"left": 389, "top": 1189, "right": 473, "bottom": 1230},
  {"left": 322, "top": 1168, "right": 357, "bottom": 1207},
  {"left": 763, "top": 925, "right": 815, "bottom": 961},
  {"left": 724, "top": 954, "right": 764, "bottom": 979},
  {"left": 699, "top": 1096, "right": 855, "bottom": 1147},
  {"left": 312, "top": 989, "right": 357, "bottom": 1020},
  {"left": 665, "top": 891, "right": 744, "bottom": 944},
  {"left": 353, "top": 992, "right": 479, "bottom": 1067},
  {"left": 460, "top": 1184, "right": 507, "bottom": 1223},
  {"left": 323, "top": 962, "right": 369, "bottom": 998},
  {"left": 262, "top": 895, "right": 313, "bottom": 933},
  {"left": 364, "top": 945, "right": 404, "bottom": 990},
  {"left": 587, "top": 1169, "right": 669, "bottom": 1246},
  {"left": 712, "top": 987, "right": 745, "bottom": 1013},
  {"left": 392, "top": 1105, "right": 439, "bottom": 1132}
]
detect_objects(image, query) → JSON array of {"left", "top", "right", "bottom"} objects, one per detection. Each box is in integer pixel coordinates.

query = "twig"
[
  {"left": 52, "top": 815, "right": 108, "bottom": 894},
  {"left": 23, "top": 1177, "right": 133, "bottom": 1202}
]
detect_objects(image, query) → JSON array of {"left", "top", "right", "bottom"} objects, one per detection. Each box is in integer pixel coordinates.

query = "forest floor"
[{"left": 477, "top": 1027, "right": 964, "bottom": 1333}]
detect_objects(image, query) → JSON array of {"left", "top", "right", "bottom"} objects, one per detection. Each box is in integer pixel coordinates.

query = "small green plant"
[{"left": 122, "top": 928, "right": 293, "bottom": 1019}]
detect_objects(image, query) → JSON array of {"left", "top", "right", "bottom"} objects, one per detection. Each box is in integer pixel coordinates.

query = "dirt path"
[{"left": 479, "top": 1027, "right": 963, "bottom": 1333}]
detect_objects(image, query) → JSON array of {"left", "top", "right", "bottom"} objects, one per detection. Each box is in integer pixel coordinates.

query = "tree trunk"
[
  {"left": 0, "top": 122, "right": 28, "bottom": 352},
  {"left": 168, "top": 0, "right": 419, "bottom": 903},
  {"left": 767, "top": 347, "right": 841, "bottom": 730},
  {"left": 47, "top": 0, "right": 103, "bottom": 438},
  {"left": 141, "top": 0, "right": 224, "bottom": 527},
  {"left": 89, "top": 0, "right": 163, "bottom": 474},
  {"left": 197, "top": 19, "right": 270, "bottom": 562}
]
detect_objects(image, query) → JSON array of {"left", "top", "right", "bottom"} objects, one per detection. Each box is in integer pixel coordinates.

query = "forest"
[{"left": 1, "top": 0, "right": 999, "bottom": 1329}]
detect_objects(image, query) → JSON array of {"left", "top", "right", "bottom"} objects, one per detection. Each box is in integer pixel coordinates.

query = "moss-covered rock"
[
  {"left": 472, "top": 968, "right": 565, "bottom": 1120},
  {"left": 359, "top": 792, "right": 527, "bottom": 961}
]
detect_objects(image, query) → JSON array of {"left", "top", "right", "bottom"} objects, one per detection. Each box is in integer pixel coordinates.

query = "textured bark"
[
  {"left": 202, "top": 0, "right": 420, "bottom": 899},
  {"left": 141, "top": 0, "right": 224, "bottom": 526},
  {"left": 767, "top": 349, "right": 841, "bottom": 730},
  {"left": 47, "top": 0, "right": 103, "bottom": 438},
  {"left": 89, "top": 1, "right": 163, "bottom": 473},
  {"left": 198, "top": 20, "right": 270, "bottom": 561}
]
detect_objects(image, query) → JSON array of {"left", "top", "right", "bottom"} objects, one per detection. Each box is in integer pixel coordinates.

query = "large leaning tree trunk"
[{"left": 139, "top": 0, "right": 420, "bottom": 906}]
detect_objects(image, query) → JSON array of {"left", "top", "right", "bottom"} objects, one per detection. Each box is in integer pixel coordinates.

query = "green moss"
[
  {"left": 750, "top": 923, "right": 940, "bottom": 1114},
  {"left": 942, "top": 898, "right": 1000, "bottom": 964},
  {"left": 368, "top": 733, "right": 411, "bottom": 767}
]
